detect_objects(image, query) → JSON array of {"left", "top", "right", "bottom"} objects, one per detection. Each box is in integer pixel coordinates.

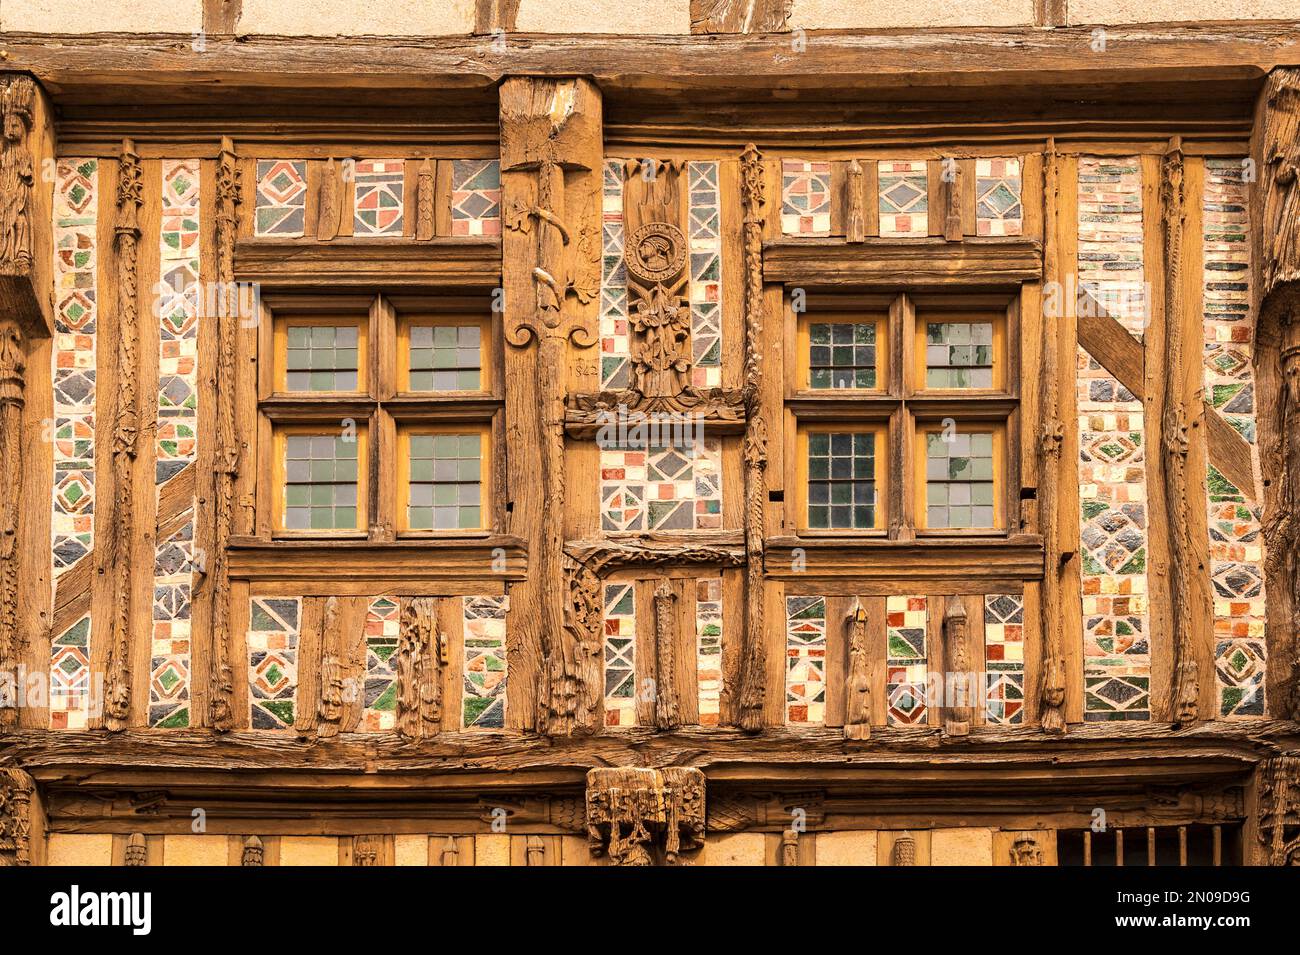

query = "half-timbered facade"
[{"left": 2, "top": 4, "right": 1300, "bottom": 867}]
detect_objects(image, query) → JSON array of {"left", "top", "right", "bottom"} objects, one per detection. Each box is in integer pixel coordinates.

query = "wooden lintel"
[
  {"left": 764, "top": 535, "right": 1045, "bottom": 581},
  {"left": 762, "top": 237, "right": 1042, "bottom": 287},
  {"left": 226, "top": 536, "right": 529, "bottom": 583},
  {"left": 233, "top": 237, "right": 502, "bottom": 289}
]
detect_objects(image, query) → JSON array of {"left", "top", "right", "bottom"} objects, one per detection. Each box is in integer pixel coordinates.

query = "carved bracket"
[{"left": 585, "top": 767, "right": 705, "bottom": 865}]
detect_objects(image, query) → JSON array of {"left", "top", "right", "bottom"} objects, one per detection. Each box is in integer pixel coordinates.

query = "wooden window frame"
[
  {"left": 271, "top": 422, "right": 370, "bottom": 537},
  {"left": 396, "top": 422, "right": 493, "bottom": 535}
]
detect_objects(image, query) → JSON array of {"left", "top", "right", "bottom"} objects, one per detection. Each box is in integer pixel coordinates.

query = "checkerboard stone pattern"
[
  {"left": 254, "top": 159, "right": 307, "bottom": 236},
  {"left": 248, "top": 598, "right": 301, "bottom": 730},
  {"left": 984, "top": 594, "right": 1025, "bottom": 725},
  {"left": 603, "top": 583, "right": 637, "bottom": 727},
  {"left": 599, "top": 160, "right": 630, "bottom": 389},
  {"left": 887, "top": 595, "right": 929, "bottom": 725},
  {"left": 450, "top": 160, "right": 501, "bottom": 237},
  {"left": 150, "top": 521, "right": 195, "bottom": 728},
  {"left": 975, "top": 158, "right": 1023, "bottom": 236},
  {"left": 600, "top": 435, "right": 722, "bottom": 532},
  {"left": 1077, "top": 156, "right": 1151, "bottom": 722},
  {"left": 462, "top": 596, "right": 508, "bottom": 729},
  {"left": 785, "top": 596, "right": 826, "bottom": 725},
  {"left": 361, "top": 597, "right": 400, "bottom": 732},
  {"left": 878, "top": 160, "right": 928, "bottom": 237},
  {"left": 688, "top": 160, "right": 723, "bottom": 388},
  {"left": 1203, "top": 159, "right": 1266, "bottom": 718},
  {"left": 353, "top": 159, "right": 404, "bottom": 236},
  {"left": 781, "top": 159, "right": 832, "bottom": 236}
]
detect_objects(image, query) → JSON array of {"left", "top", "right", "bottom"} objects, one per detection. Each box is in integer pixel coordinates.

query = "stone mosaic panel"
[
  {"left": 248, "top": 597, "right": 301, "bottom": 730},
  {"left": 780, "top": 159, "right": 831, "bottom": 236},
  {"left": 785, "top": 596, "right": 826, "bottom": 725},
  {"left": 361, "top": 597, "right": 400, "bottom": 731},
  {"left": 150, "top": 520, "right": 194, "bottom": 728},
  {"left": 886, "top": 595, "right": 928, "bottom": 725},
  {"left": 1203, "top": 159, "right": 1266, "bottom": 718},
  {"left": 696, "top": 577, "right": 723, "bottom": 726},
  {"left": 1077, "top": 156, "right": 1150, "bottom": 722},
  {"left": 353, "top": 159, "right": 405, "bottom": 236},
  {"left": 52, "top": 158, "right": 98, "bottom": 578},
  {"left": 975, "top": 158, "right": 1023, "bottom": 237},
  {"left": 156, "top": 159, "right": 200, "bottom": 486},
  {"left": 878, "top": 161, "right": 928, "bottom": 238},
  {"left": 599, "top": 160, "right": 630, "bottom": 389},
  {"left": 603, "top": 583, "right": 636, "bottom": 727},
  {"left": 254, "top": 159, "right": 307, "bottom": 237},
  {"left": 983, "top": 594, "right": 1025, "bottom": 725},
  {"left": 688, "top": 160, "right": 723, "bottom": 388},
  {"left": 49, "top": 616, "right": 91, "bottom": 731},
  {"left": 462, "top": 596, "right": 508, "bottom": 728},
  {"left": 450, "top": 160, "right": 501, "bottom": 237},
  {"left": 600, "top": 435, "right": 722, "bottom": 532}
]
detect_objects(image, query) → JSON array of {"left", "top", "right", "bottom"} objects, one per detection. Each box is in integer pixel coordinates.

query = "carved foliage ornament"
[{"left": 586, "top": 767, "right": 705, "bottom": 866}]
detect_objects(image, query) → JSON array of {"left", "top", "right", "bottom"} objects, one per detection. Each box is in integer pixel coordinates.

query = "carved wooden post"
[
  {"left": 1257, "top": 753, "right": 1300, "bottom": 866},
  {"left": 415, "top": 158, "right": 435, "bottom": 241},
  {"left": 525, "top": 835, "right": 545, "bottom": 866},
  {"left": 892, "top": 831, "right": 916, "bottom": 866},
  {"left": 395, "top": 596, "right": 442, "bottom": 740},
  {"left": 208, "top": 136, "right": 242, "bottom": 731},
  {"left": 500, "top": 77, "right": 602, "bottom": 736},
  {"left": 240, "top": 835, "right": 264, "bottom": 866},
  {"left": 845, "top": 158, "right": 865, "bottom": 244},
  {"left": 102, "top": 139, "right": 143, "bottom": 732},
  {"left": 942, "top": 598, "right": 971, "bottom": 736},
  {"left": 314, "top": 596, "right": 346, "bottom": 739},
  {"left": 736, "top": 143, "right": 768, "bottom": 732},
  {"left": 653, "top": 579, "right": 680, "bottom": 730},
  {"left": 1038, "top": 139, "right": 1068, "bottom": 734},
  {"left": 844, "top": 598, "right": 870, "bottom": 740},
  {"left": 124, "top": 832, "right": 147, "bottom": 866},
  {"left": 781, "top": 829, "right": 800, "bottom": 865},
  {"left": 0, "top": 73, "right": 53, "bottom": 731},
  {"left": 439, "top": 835, "right": 459, "bottom": 866},
  {"left": 1254, "top": 68, "right": 1300, "bottom": 720},
  {"left": 0, "top": 767, "right": 36, "bottom": 866}
]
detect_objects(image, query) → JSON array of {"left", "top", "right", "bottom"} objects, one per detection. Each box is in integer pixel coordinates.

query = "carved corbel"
[
  {"left": 844, "top": 598, "right": 871, "bottom": 740},
  {"left": 240, "top": 836, "right": 264, "bottom": 866},
  {"left": 103, "top": 138, "right": 143, "bottom": 733},
  {"left": 0, "top": 768, "right": 34, "bottom": 866},
  {"left": 1009, "top": 833, "right": 1044, "bottom": 866},
  {"left": 942, "top": 598, "right": 971, "bottom": 736},
  {"left": 395, "top": 596, "right": 442, "bottom": 740},
  {"left": 208, "top": 136, "right": 243, "bottom": 732},
  {"left": 586, "top": 767, "right": 706, "bottom": 866}
]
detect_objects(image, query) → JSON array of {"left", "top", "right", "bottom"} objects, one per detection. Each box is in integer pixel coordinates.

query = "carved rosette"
[
  {"left": 625, "top": 221, "right": 693, "bottom": 401},
  {"left": 0, "top": 768, "right": 33, "bottom": 866},
  {"left": 586, "top": 767, "right": 706, "bottom": 865}
]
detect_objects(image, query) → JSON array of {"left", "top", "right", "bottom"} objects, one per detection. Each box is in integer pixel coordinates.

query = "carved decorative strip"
[
  {"left": 687, "top": 160, "right": 723, "bottom": 388},
  {"left": 450, "top": 160, "right": 501, "bottom": 237},
  {"left": 695, "top": 577, "right": 723, "bottom": 726},
  {"left": 599, "top": 433, "right": 722, "bottom": 532},
  {"left": 1077, "top": 156, "right": 1151, "bottom": 722},
  {"left": 984, "top": 594, "right": 1025, "bottom": 725},
  {"left": 51, "top": 158, "right": 98, "bottom": 578},
  {"left": 361, "top": 596, "right": 400, "bottom": 731},
  {"left": 886, "top": 595, "right": 928, "bottom": 725},
  {"left": 0, "top": 321, "right": 22, "bottom": 730},
  {"left": 462, "top": 595, "right": 507, "bottom": 729},
  {"left": 253, "top": 159, "right": 307, "bottom": 237},
  {"left": 353, "top": 159, "right": 404, "bottom": 237},
  {"left": 599, "top": 159, "right": 630, "bottom": 389},
  {"left": 247, "top": 597, "right": 301, "bottom": 730},
  {"left": 602, "top": 582, "right": 636, "bottom": 727},
  {"left": 784, "top": 596, "right": 826, "bottom": 725},
  {"left": 1203, "top": 158, "right": 1266, "bottom": 718},
  {"left": 780, "top": 159, "right": 830, "bottom": 236},
  {"left": 0, "top": 768, "right": 34, "bottom": 866},
  {"left": 878, "top": 161, "right": 928, "bottom": 238},
  {"left": 975, "top": 158, "right": 1023, "bottom": 237}
]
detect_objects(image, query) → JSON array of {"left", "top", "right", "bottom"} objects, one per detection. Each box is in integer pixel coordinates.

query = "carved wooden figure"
[{"left": 844, "top": 598, "right": 871, "bottom": 740}]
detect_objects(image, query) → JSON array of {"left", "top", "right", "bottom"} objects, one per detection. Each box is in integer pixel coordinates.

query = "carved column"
[
  {"left": 585, "top": 767, "right": 705, "bottom": 866},
  {"left": 736, "top": 143, "right": 768, "bottom": 732},
  {"left": 1254, "top": 68, "right": 1300, "bottom": 719},
  {"left": 500, "top": 77, "right": 602, "bottom": 736},
  {"left": 0, "top": 321, "right": 24, "bottom": 729},
  {"left": 395, "top": 596, "right": 442, "bottom": 740},
  {"left": 0, "top": 767, "right": 34, "bottom": 865},
  {"left": 208, "top": 136, "right": 242, "bottom": 731},
  {"left": 942, "top": 598, "right": 971, "bottom": 736},
  {"left": 653, "top": 580, "right": 680, "bottom": 730},
  {"left": 844, "top": 598, "right": 870, "bottom": 740},
  {"left": 103, "top": 139, "right": 143, "bottom": 732}
]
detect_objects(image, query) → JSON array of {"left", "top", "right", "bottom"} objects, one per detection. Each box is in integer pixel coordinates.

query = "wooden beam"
[
  {"left": 226, "top": 536, "right": 529, "bottom": 583},
  {"left": 690, "top": 0, "right": 791, "bottom": 34},
  {"left": 234, "top": 237, "right": 501, "bottom": 289},
  {"left": 765, "top": 535, "right": 1044, "bottom": 582},
  {"left": 763, "top": 237, "right": 1043, "bottom": 287}
]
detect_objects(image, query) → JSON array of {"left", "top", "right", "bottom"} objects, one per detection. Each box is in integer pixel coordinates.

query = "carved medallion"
[{"left": 625, "top": 222, "right": 687, "bottom": 285}]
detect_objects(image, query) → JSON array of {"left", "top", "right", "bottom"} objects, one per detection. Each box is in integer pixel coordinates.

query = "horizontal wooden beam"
[
  {"left": 763, "top": 237, "right": 1042, "bottom": 287},
  {"left": 234, "top": 237, "right": 501, "bottom": 289},
  {"left": 765, "top": 535, "right": 1045, "bottom": 582},
  {"left": 4, "top": 24, "right": 1299, "bottom": 100},
  {"left": 226, "top": 535, "right": 528, "bottom": 584}
]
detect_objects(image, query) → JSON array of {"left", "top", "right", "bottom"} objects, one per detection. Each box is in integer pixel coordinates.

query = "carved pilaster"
[
  {"left": 653, "top": 579, "right": 679, "bottom": 730},
  {"left": 313, "top": 596, "right": 347, "bottom": 740},
  {"left": 500, "top": 77, "right": 602, "bottom": 737},
  {"left": 1258, "top": 754, "right": 1300, "bottom": 866},
  {"left": 1255, "top": 68, "right": 1300, "bottom": 720},
  {"left": 892, "top": 831, "right": 916, "bottom": 866},
  {"left": 844, "top": 598, "right": 870, "bottom": 740},
  {"left": 124, "top": 832, "right": 147, "bottom": 866},
  {"left": 736, "top": 142, "right": 768, "bottom": 732},
  {"left": 395, "top": 596, "right": 442, "bottom": 740},
  {"left": 240, "top": 836, "right": 264, "bottom": 866},
  {"left": 845, "top": 158, "right": 866, "bottom": 244},
  {"left": 0, "top": 768, "right": 34, "bottom": 866},
  {"left": 0, "top": 320, "right": 25, "bottom": 730},
  {"left": 103, "top": 139, "right": 143, "bottom": 732},
  {"left": 942, "top": 598, "right": 971, "bottom": 736},
  {"left": 585, "top": 767, "right": 705, "bottom": 866},
  {"left": 780, "top": 829, "right": 800, "bottom": 865},
  {"left": 415, "top": 158, "right": 435, "bottom": 241},
  {"left": 208, "top": 135, "right": 242, "bottom": 732},
  {"left": 315, "top": 157, "right": 341, "bottom": 241}
]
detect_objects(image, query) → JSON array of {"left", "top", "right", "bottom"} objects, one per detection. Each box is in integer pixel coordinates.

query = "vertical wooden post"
[{"left": 499, "top": 78, "right": 603, "bottom": 736}]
